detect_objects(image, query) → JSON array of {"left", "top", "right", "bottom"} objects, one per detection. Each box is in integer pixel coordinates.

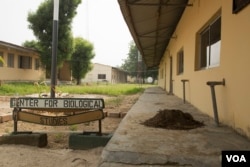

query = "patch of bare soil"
[
  {"left": 143, "top": 109, "right": 204, "bottom": 130},
  {"left": 0, "top": 93, "right": 141, "bottom": 167}
]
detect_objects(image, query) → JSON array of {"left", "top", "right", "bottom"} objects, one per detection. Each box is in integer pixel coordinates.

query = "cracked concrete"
[{"left": 99, "top": 87, "right": 250, "bottom": 167}]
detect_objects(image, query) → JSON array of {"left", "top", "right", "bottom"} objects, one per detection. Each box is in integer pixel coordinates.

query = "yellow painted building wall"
[
  {"left": 0, "top": 43, "right": 45, "bottom": 81},
  {"left": 158, "top": 0, "right": 250, "bottom": 138}
]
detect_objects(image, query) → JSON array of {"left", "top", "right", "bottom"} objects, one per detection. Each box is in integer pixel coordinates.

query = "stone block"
[
  {"left": 69, "top": 132, "right": 112, "bottom": 150},
  {"left": 107, "top": 112, "right": 120, "bottom": 118},
  {"left": 0, "top": 132, "right": 47, "bottom": 147},
  {"left": 103, "top": 111, "right": 108, "bottom": 117},
  {"left": 120, "top": 112, "right": 127, "bottom": 118},
  {"left": 0, "top": 114, "right": 12, "bottom": 123}
]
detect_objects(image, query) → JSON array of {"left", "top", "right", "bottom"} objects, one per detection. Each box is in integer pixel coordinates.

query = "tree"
[
  {"left": 121, "top": 41, "right": 138, "bottom": 77},
  {"left": 121, "top": 41, "right": 158, "bottom": 83},
  {"left": 27, "top": 0, "right": 81, "bottom": 76},
  {"left": 22, "top": 40, "right": 40, "bottom": 51},
  {"left": 71, "top": 37, "right": 95, "bottom": 85}
]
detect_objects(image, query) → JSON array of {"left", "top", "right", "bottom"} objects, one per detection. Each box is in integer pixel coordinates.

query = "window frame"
[
  {"left": 18, "top": 55, "right": 32, "bottom": 69},
  {"left": 98, "top": 74, "right": 106, "bottom": 80},
  {"left": 35, "top": 58, "right": 40, "bottom": 70},
  {"left": 177, "top": 48, "right": 184, "bottom": 75},
  {"left": 195, "top": 12, "right": 221, "bottom": 71},
  {"left": 7, "top": 53, "right": 15, "bottom": 68}
]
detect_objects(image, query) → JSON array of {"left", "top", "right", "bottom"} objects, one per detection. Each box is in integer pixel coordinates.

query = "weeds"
[
  {"left": 54, "top": 133, "right": 64, "bottom": 143},
  {"left": 0, "top": 83, "right": 151, "bottom": 96},
  {"left": 69, "top": 125, "right": 78, "bottom": 131}
]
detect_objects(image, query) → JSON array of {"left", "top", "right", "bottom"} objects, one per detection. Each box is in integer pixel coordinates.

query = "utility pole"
[
  {"left": 137, "top": 51, "right": 142, "bottom": 85},
  {"left": 50, "top": 0, "right": 59, "bottom": 98}
]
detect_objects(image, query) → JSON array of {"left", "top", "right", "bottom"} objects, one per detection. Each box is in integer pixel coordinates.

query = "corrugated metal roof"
[{"left": 118, "top": 0, "right": 190, "bottom": 68}]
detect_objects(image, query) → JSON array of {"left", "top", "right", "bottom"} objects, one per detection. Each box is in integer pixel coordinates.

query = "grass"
[{"left": 0, "top": 82, "right": 154, "bottom": 96}]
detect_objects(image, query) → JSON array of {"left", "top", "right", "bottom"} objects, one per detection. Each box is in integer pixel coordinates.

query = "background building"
[
  {"left": 0, "top": 41, "right": 45, "bottom": 82},
  {"left": 82, "top": 63, "right": 127, "bottom": 84}
]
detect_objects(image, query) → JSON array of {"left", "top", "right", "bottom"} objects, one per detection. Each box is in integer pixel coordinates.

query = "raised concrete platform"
[
  {"left": 99, "top": 87, "right": 250, "bottom": 167},
  {"left": 0, "top": 132, "right": 47, "bottom": 147}
]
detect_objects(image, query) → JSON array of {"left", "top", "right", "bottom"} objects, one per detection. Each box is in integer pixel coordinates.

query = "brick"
[
  {"left": 0, "top": 114, "right": 12, "bottom": 123},
  {"left": 69, "top": 132, "right": 112, "bottom": 150},
  {"left": 120, "top": 112, "right": 127, "bottom": 118},
  {"left": 103, "top": 111, "right": 108, "bottom": 117},
  {"left": 0, "top": 133, "right": 47, "bottom": 147},
  {"left": 107, "top": 112, "right": 120, "bottom": 118}
]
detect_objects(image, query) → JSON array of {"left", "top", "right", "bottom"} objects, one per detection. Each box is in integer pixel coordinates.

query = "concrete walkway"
[{"left": 99, "top": 87, "right": 250, "bottom": 167}]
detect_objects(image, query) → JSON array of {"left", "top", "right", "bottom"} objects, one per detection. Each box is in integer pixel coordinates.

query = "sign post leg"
[
  {"left": 13, "top": 108, "right": 19, "bottom": 133},
  {"left": 50, "top": 0, "right": 59, "bottom": 98},
  {"left": 98, "top": 120, "right": 102, "bottom": 135}
]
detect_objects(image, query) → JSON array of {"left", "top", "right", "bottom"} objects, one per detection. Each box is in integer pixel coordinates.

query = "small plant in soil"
[
  {"left": 54, "top": 133, "right": 64, "bottom": 143},
  {"left": 69, "top": 125, "right": 78, "bottom": 131}
]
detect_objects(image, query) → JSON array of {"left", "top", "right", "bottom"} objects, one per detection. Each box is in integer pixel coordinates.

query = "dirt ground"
[
  {"left": 0, "top": 93, "right": 141, "bottom": 167},
  {"left": 143, "top": 109, "right": 204, "bottom": 130}
]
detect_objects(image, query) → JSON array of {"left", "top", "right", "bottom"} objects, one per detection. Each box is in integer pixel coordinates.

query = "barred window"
[{"left": 19, "top": 55, "right": 32, "bottom": 69}]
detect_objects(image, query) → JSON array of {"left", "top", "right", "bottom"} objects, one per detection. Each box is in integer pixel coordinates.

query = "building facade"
[
  {"left": 82, "top": 63, "right": 127, "bottom": 84},
  {"left": 0, "top": 41, "right": 45, "bottom": 82},
  {"left": 158, "top": 1, "right": 250, "bottom": 138},
  {"left": 119, "top": 0, "right": 250, "bottom": 139}
]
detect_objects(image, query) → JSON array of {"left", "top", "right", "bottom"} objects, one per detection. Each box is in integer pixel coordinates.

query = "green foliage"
[
  {"left": 0, "top": 56, "right": 5, "bottom": 66},
  {"left": 71, "top": 37, "right": 95, "bottom": 85},
  {"left": 121, "top": 41, "right": 138, "bottom": 77},
  {"left": 22, "top": 40, "right": 40, "bottom": 51},
  {"left": 69, "top": 125, "right": 78, "bottom": 131},
  {"left": 27, "top": 0, "right": 82, "bottom": 75},
  {"left": 54, "top": 133, "right": 64, "bottom": 143},
  {"left": 121, "top": 41, "right": 158, "bottom": 83},
  {"left": 0, "top": 82, "right": 49, "bottom": 96},
  {"left": 57, "top": 84, "right": 147, "bottom": 96}
]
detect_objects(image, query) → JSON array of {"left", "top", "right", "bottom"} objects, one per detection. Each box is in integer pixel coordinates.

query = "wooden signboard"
[
  {"left": 17, "top": 110, "right": 104, "bottom": 126},
  {"left": 11, "top": 97, "right": 105, "bottom": 133},
  {"left": 10, "top": 98, "right": 105, "bottom": 110}
]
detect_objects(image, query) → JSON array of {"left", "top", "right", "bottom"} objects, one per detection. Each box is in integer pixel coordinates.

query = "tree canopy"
[
  {"left": 71, "top": 37, "right": 95, "bottom": 85},
  {"left": 120, "top": 41, "right": 138, "bottom": 77},
  {"left": 27, "top": 0, "right": 81, "bottom": 75},
  {"left": 121, "top": 41, "right": 158, "bottom": 83}
]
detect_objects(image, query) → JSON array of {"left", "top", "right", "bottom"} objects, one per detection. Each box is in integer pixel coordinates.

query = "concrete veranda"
[{"left": 99, "top": 87, "right": 250, "bottom": 167}]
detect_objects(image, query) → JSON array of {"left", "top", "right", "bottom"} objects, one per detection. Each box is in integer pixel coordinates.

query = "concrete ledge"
[
  {"left": 69, "top": 132, "right": 112, "bottom": 150},
  {"left": 0, "top": 132, "right": 47, "bottom": 147}
]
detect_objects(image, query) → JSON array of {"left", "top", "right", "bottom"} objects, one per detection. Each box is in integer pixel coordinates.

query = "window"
[
  {"left": 7, "top": 53, "right": 14, "bottom": 68},
  {"left": 18, "top": 55, "right": 32, "bottom": 69},
  {"left": 177, "top": 49, "right": 184, "bottom": 75},
  {"left": 35, "top": 58, "right": 40, "bottom": 70},
  {"left": 160, "top": 68, "right": 163, "bottom": 79},
  {"left": 197, "top": 16, "right": 221, "bottom": 70},
  {"left": 0, "top": 52, "right": 3, "bottom": 67},
  {"left": 233, "top": 0, "right": 250, "bottom": 14},
  {"left": 98, "top": 74, "right": 106, "bottom": 79}
]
